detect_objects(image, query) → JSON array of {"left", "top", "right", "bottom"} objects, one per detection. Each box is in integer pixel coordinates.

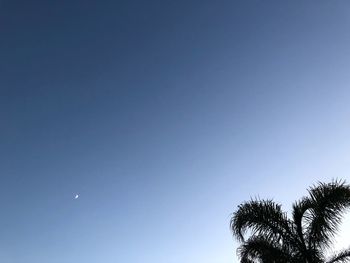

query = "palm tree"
[{"left": 230, "top": 180, "right": 350, "bottom": 263}]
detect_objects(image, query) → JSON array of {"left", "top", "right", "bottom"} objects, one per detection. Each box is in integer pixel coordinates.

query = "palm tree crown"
[{"left": 230, "top": 180, "right": 350, "bottom": 263}]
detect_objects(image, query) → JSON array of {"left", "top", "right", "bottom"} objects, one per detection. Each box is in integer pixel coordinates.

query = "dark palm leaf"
[
  {"left": 292, "top": 197, "right": 313, "bottom": 252},
  {"left": 230, "top": 199, "right": 293, "bottom": 243},
  {"left": 237, "top": 235, "right": 294, "bottom": 263},
  {"left": 231, "top": 180, "right": 350, "bottom": 263},
  {"left": 305, "top": 181, "right": 350, "bottom": 249},
  {"left": 327, "top": 248, "right": 350, "bottom": 263}
]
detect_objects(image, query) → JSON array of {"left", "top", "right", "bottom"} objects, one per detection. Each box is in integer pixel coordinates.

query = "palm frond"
[
  {"left": 237, "top": 235, "right": 294, "bottom": 263},
  {"left": 230, "top": 199, "right": 293, "bottom": 243},
  {"left": 292, "top": 197, "right": 315, "bottom": 259},
  {"left": 292, "top": 197, "right": 312, "bottom": 240},
  {"left": 327, "top": 248, "right": 350, "bottom": 263},
  {"left": 305, "top": 180, "right": 350, "bottom": 248},
  {"left": 232, "top": 180, "right": 350, "bottom": 263}
]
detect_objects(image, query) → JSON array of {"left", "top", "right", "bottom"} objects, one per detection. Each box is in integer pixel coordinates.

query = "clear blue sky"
[{"left": 1, "top": 1, "right": 350, "bottom": 262}]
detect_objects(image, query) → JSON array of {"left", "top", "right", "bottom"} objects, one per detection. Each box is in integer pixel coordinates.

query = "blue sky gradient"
[{"left": 1, "top": 1, "right": 350, "bottom": 262}]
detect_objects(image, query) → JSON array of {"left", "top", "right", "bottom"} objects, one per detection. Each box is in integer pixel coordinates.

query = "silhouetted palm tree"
[{"left": 230, "top": 180, "right": 350, "bottom": 263}]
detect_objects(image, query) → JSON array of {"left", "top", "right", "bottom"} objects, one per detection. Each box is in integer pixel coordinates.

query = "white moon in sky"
[{"left": 74, "top": 194, "right": 79, "bottom": 199}]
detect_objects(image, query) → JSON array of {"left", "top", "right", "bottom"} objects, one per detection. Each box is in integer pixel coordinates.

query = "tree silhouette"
[{"left": 230, "top": 180, "right": 350, "bottom": 263}]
